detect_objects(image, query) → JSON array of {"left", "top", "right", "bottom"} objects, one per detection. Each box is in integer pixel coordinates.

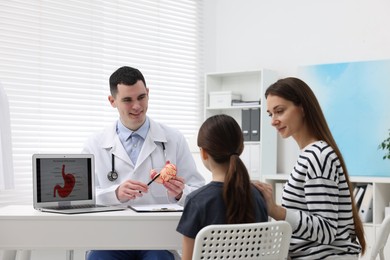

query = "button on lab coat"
[{"left": 82, "top": 118, "right": 205, "bottom": 206}]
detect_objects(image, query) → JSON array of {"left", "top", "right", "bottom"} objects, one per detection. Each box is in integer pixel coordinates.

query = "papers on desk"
[{"left": 129, "top": 203, "right": 183, "bottom": 212}]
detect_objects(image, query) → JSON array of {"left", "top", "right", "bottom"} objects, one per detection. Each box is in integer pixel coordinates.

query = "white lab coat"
[{"left": 82, "top": 117, "right": 205, "bottom": 206}]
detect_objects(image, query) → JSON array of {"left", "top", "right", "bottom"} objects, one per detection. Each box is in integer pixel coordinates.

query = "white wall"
[{"left": 203, "top": 0, "right": 390, "bottom": 173}]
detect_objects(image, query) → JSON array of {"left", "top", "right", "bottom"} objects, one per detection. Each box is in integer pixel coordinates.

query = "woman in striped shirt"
[{"left": 254, "top": 77, "right": 365, "bottom": 259}]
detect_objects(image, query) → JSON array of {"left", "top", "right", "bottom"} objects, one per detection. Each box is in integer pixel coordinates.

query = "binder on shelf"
[
  {"left": 359, "top": 184, "right": 373, "bottom": 223},
  {"left": 242, "top": 109, "right": 251, "bottom": 141},
  {"left": 354, "top": 185, "right": 366, "bottom": 209},
  {"left": 250, "top": 108, "right": 260, "bottom": 141},
  {"left": 353, "top": 186, "right": 359, "bottom": 198},
  {"left": 241, "top": 108, "right": 261, "bottom": 141}
]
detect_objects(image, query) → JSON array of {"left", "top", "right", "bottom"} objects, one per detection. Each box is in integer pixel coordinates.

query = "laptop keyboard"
[{"left": 46, "top": 204, "right": 106, "bottom": 210}]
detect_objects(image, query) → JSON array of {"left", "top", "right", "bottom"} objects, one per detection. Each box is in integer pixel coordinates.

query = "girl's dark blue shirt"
[{"left": 176, "top": 181, "right": 268, "bottom": 238}]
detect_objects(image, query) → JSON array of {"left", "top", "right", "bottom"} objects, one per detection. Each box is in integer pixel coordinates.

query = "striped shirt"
[{"left": 283, "top": 141, "right": 362, "bottom": 259}]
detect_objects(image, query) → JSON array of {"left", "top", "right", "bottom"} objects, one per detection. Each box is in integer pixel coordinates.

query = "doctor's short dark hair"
[{"left": 109, "top": 66, "right": 147, "bottom": 96}]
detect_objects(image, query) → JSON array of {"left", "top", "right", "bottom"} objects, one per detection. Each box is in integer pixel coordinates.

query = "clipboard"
[{"left": 128, "top": 203, "right": 183, "bottom": 212}]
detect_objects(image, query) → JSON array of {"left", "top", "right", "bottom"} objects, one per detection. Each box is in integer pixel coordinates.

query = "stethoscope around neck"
[{"left": 107, "top": 142, "right": 167, "bottom": 182}]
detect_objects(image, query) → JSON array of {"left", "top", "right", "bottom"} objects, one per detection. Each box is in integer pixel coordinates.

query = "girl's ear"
[{"left": 200, "top": 148, "right": 208, "bottom": 160}]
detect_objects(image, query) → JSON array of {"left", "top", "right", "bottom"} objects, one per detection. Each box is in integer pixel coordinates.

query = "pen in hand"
[
  {"left": 147, "top": 172, "right": 161, "bottom": 186},
  {"left": 139, "top": 173, "right": 161, "bottom": 193}
]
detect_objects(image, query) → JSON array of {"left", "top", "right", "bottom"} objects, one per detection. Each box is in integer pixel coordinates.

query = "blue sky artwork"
[{"left": 299, "top": 59, "right": 390, "bottom": 177}]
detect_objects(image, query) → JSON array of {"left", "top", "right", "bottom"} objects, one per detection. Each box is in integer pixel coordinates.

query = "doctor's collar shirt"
[{"left": 117, "top": 118, "right": 150, "bottom": 165}]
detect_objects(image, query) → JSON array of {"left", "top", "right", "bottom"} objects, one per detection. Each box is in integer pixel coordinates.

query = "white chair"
[
  {"left": 370, "top": 215, "right": 390, "bottom": 260},
  {"left": 192, "top": 221, "right": 292, "bottom": 260}
]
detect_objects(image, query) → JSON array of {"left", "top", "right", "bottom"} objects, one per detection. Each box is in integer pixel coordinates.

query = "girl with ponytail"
[{"left": 176, "top": 114, "right": 268, "bottom": 260}]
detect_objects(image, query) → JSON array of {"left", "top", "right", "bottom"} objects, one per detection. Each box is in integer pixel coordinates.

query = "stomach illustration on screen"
[{"left": 53, "top": 164, "right": 76, "bottom": 198}]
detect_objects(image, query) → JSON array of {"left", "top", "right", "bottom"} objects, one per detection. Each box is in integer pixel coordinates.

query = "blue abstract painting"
[{"left": 299, "top": 59, "right": 390, "bottom": 177}]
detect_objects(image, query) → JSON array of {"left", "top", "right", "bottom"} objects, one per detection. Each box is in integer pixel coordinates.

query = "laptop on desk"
[{"left": 32, "top": 153, "right": 125, "bottom": 214}]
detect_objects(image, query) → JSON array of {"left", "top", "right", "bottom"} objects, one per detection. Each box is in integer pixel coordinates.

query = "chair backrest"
[
  {"left": 370, "top": 215, "right": 390, "bottom": 260},
  {"left": 192, "top": 221, "right": 292, "bottom": 260}
]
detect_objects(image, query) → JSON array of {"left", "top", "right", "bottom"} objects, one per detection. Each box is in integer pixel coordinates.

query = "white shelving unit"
[
  {"left": 204, "top": 69, "right": 278, "bottom": 180},
  {"left": 263, "top": 174, "right": 390, "bottom": 259}
]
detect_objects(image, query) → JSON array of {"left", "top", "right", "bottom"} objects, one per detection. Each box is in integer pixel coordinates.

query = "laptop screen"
[{"left": 34, "top": 155, "right": 93, "bottom": 203}]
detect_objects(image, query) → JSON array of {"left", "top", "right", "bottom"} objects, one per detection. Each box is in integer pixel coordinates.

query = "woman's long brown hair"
[{"left": 197, "top": 114, "right": 255, "bottom": 224}]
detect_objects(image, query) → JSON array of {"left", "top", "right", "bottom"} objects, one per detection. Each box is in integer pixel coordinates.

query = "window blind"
[{"left": 0, "top": 0, "right": 203, "bottom": 205}]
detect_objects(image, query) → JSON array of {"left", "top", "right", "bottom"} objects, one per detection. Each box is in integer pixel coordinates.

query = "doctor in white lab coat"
[
  {"left": 82, "top": 117, "right": 205, "bottom": 206},
  {"left": 83, "top": 66, "right": 205, "bottom": 260},
  {"left": 82, "top": 66, "right": 205, "bottom": 207}
]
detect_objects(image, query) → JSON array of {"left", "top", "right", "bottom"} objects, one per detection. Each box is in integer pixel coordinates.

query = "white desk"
[{"left": 0, "top": 205, "right": 182, "bottom": 260}]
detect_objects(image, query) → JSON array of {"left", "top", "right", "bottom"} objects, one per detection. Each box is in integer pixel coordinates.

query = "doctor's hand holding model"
[{"left": 83, "top": 66, "right": 205, "bottom": 260}]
